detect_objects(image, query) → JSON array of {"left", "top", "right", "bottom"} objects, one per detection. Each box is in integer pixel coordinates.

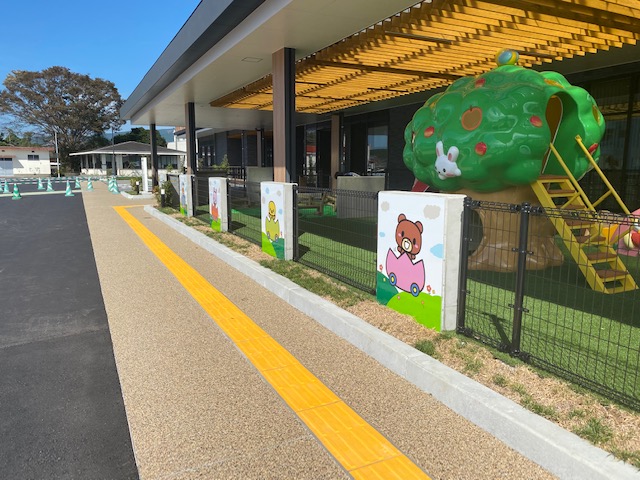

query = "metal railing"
[{"left": 458, "top": 197, "right": 640, "bottom": 410}]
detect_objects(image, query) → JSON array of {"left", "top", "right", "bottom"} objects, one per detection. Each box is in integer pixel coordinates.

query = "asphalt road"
[{"left": 0, "top": 190, "right": 138, "bottom": 479}]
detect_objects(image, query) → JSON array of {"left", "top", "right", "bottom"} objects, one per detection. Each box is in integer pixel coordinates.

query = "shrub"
[
  {"left": 129, "top": 176, "right": 142, "bottom": 194},
  {"left": 156, "top": 180, "right": 173, "bottom": 205}
]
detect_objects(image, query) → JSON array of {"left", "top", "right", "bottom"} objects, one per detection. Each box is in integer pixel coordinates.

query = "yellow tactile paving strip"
[{"left": 114, "top": 206, "right": 430, "bottom": 479}]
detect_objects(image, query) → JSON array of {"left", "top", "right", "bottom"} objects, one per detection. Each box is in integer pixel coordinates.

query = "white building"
[
  {"left": 166, "top": 128, "right": 188, "bottom": 152},
  {"left": 0, "top": 146, "right": 52, "bottom": 177},
  {"left": 71, "top": 141, "right": 186, "bottom": 177}
]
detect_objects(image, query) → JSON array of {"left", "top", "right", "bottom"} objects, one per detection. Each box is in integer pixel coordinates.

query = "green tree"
[
  {"left": 0, "top": 130, "right": 22, "bottom": 146},
  {"left": 114, "top": 127, "right": 167, "bottom": 147},
  {"left": 0, "top": 66, "right": 123, "bottom": 171},
  {"left": 0, "top": 128, "right": 40, "bottom": 147}
]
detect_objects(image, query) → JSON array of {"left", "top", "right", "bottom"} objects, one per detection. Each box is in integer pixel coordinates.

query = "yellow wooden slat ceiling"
[{"left": 209, "top": 0, "right": 640, "bottom": 114}]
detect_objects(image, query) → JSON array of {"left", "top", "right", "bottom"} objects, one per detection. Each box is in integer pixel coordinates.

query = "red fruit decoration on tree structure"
[
  {"left": 402, "top": 50, "right": 607, "bottom": 271},
  {"left": 403, "top": 54, "right": 605, "bottom": 194}
]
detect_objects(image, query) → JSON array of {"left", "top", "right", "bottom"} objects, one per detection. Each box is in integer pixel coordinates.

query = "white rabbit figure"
[{"left": 434, "top": 141, "right": 461, "bottom": 180}]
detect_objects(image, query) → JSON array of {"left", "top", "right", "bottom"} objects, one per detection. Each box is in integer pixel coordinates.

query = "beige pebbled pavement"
[{"left": 82, "top": 183, "right": 556, "bottom": 479}]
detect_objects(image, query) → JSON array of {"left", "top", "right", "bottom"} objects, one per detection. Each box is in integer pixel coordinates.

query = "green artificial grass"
[
  {"left": 299, "top": 215, "right": 377, "bottom": 252},
  {"left": 297, "top": 230, "right": 376, "bottom": 292},
  {"left": 464, "top": 277, "right": 640, "bottom": 404},
  {"left": 229, "top": 209, "right": 262, "bottom": 245}
]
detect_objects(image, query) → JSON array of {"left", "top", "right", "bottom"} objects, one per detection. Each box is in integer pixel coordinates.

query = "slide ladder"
[{"left": 531, "top": 135, "right": 637, "bottom": 294}]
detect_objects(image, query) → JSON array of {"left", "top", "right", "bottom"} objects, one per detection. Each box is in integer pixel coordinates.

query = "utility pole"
[
  {"left": 112, "top": 126, "right": 117, "bottom": 176},
  {"left": 54, "top": 130, "right": 61, "bottom": 177}
]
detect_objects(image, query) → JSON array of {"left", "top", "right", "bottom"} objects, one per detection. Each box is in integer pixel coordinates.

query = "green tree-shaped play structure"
[{"left": 403, "top": 53, "right": 606, "bottom": 270}]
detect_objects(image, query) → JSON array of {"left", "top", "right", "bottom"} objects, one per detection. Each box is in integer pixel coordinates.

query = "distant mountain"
[
  {"left": 158, "top": 128, "right": 174, "bottom": 142},
  {"left": 104, "top": 127, "right": 174, "bottom": 142}
]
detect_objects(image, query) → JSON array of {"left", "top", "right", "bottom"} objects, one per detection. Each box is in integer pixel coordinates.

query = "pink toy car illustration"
[{"left": 385, "top": 248, "right": 425, "bottom": 297}]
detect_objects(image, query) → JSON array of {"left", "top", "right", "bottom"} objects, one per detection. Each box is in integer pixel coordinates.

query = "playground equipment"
[
  {"left": 530, "top": 138, "right": 637, "bottom": 293},
  {"left": 403, "top": 49, "right": 637, "bottom": 293}
]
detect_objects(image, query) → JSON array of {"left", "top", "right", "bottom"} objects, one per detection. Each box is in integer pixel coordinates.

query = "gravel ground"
[
  {"left": 186, "top": 211, "right": 640, "bottom": 472},
  {"left": 82, "top": 184, "right": 557, "bottom": 479}
]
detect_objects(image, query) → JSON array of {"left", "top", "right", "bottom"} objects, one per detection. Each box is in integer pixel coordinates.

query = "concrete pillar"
[
  {"left": 272, "top": 48, "right": 296, "bottom": 183},
  {"left": 208, "top": 177, "right": 229, "bottom": 232},
  {"left": 331, "top": 113, "right": 342, "bottom": 189},
  {"left": 141, "top": 157, "right": 149, "bottom": 193},
  {"left": 150, "top": 123, "right": 159, "bottom": 187},
  {"left": 178, "top": 173, "right": 195, "bottom": 217},
  {"left": 261, "top": 181, "right": 295, "bottom": 260},
  {"left": 185, "top": 102, "right": 197, "bottom": 175},
  {"left": 376, "top": 191, "right": 465, "bottom": 331},
  {"left": 256, "top": 128, "right": 264, "bottom": 167}
]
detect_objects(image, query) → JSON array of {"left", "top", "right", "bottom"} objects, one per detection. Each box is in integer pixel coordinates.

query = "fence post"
[
  {"left": 510, "top": 202, "right": 531, "bottom": 356},
  {"left": 226, "top": 178, "right": 233, "bottom": 233},
  {"left": 456, "top": 196, "right": 473, "bottom": 333},
  {"left": 293, "top": 184, "right": 299, "bottom": 261},
  {"left": 191, "top": 175, "right": 197, "bottom": 216}
]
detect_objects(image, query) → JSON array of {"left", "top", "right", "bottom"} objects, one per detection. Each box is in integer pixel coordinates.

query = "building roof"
[
  {"left": 120, "top": 0, "right": 640, "bottom": 130},
  {"left": 0, "top": 146, "right": 53, "bottom": 152},
  {"left": 69, "top": 141, "right": 186, "bottom": 157}
]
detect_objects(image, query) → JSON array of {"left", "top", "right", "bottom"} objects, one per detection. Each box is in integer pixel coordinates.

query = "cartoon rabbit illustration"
[{"left": 434, "top": 141, "right": 461, "bottom": 180}]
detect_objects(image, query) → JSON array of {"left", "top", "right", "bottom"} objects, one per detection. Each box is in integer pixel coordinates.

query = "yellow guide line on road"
[{"left": 114, "top": 206, "right": 430, "bottom": 479}]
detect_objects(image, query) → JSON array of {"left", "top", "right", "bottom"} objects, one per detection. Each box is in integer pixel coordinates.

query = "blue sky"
[{"left": 0, "top": 0, "right": 200, "bottom": 126}]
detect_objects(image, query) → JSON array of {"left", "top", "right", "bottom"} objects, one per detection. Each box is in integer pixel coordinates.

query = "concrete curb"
[
  {"left": 121, "top": 191, "right": 154, "bottom": 200},
  {"left": 144, "top": 205, "right": 640, "bottom": 480}
]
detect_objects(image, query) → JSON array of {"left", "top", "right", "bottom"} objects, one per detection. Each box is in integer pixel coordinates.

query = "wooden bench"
[{"left": 298, "top": 192, "right": 334, "bottom": 215}]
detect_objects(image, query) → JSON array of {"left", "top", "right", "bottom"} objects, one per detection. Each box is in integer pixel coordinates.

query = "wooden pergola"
[{"left": 210, "top": 0, "right": 640, "bottom": 114}]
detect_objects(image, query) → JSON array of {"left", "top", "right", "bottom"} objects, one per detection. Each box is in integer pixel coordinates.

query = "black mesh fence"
[
  {"left": 458, "top": 198, "right": 640, "bottom": 410},
  {"left": 228, "top": 180, "right": 262, "bottom": 245},
  {"left": 185, "top": 177, "right": 378, "bottom": 291},
  {"left": 166, "top": 174, "right": 180, "bottom": 209},
  {"left": 295, "top": 186, "right": 377, "bottom": 293},
  {"left": 581, "top": 170, "right": 640, "bottom": 214}
]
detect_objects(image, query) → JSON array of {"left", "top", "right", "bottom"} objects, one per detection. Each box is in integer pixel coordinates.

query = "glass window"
[
  {"left": 627, "top": 77, "right": 640, "bottom": 170},
  {"left": 589, "top": 78, "right": 630, "bottom": 171},
  {"left": 122, "top": 155, "right": 141, "bottom": 169},
  {"left": 0, "top": 158, "right": 12, "bottom": 175},
  {"left": 159, "top": 156, "right": 178, "bottom": 169},
  {"left": 367, "top": 125, "right": 388, "bottom": 174},
  {"left": 27, "top": 154, "right": 39, "bottom": 160},
  {"left": 304, "top": 125, "right": 317, "bottom": 177}
]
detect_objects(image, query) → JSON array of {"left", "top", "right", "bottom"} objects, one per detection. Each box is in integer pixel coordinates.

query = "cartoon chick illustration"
[
  {"left": 268, "top": 200, "right": 276, "bottom": 221},
  {"left": 265, "top": 200, "right": 280, "bottom": 240}
]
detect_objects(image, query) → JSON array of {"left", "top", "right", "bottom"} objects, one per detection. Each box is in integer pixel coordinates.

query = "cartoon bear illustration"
[{"left": 395, "top": 213, "right": 423, "bottom": 261}]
